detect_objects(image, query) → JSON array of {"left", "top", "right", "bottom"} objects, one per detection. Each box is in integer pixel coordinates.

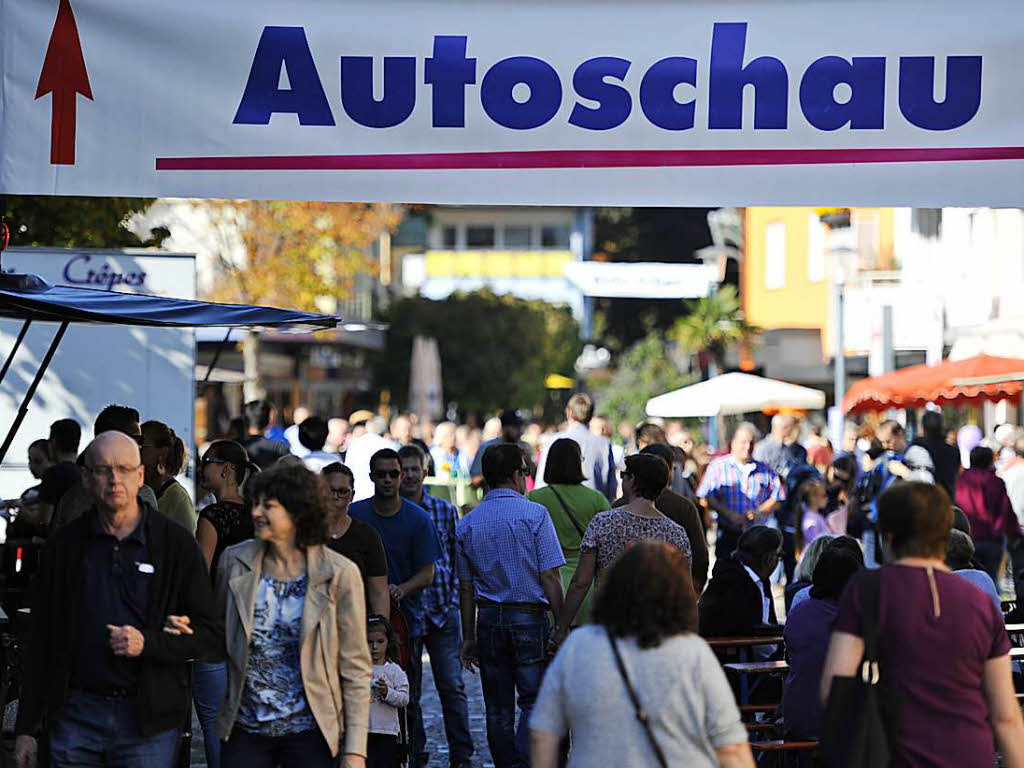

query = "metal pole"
[
  {"left": 0, "top": 319, "right": 31, "bottom": 386},
  {"left": 834, "top": 281, "right": 846, "bottom": 422},
  {"left": 202, "top": 327, "right": 234, "bottom": 384},
  {"left": 0, "top": 321, "right": 68, "bottom": 466}
]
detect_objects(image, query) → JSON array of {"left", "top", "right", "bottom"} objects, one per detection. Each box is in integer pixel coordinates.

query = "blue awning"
[{"left": 0, "top": 273, "right": 337, "bottom": 330}]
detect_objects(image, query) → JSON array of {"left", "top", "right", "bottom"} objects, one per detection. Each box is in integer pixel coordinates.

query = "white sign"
[
  {"left": 0, "top": 248, "right": 196, "bottom": 498},
  {"left": 1, "top": 0, "right": 1023, "bottom": 205},
  {"left": 565, "top": 262, "right": 719, "bottom": 298}
]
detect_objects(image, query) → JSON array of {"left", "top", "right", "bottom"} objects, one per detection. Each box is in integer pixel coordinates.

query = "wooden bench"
[
  {"left": 724, "top": 661, "right": 788, "bottom": 705},
  {"left": 724, "top": 660, "right": 789, "bottom": 675},
  {"left": 751, "top": 740, "right": 818, "bottom": 752},
  {"left": 708, "top": 636, "right": 784, "bottom": 649},
  {"left": 740, "top": 703, "right": 780, "bottom": 715}
]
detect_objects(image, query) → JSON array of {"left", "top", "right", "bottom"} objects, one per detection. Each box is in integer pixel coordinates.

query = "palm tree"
[{"left": 669, "top": 285, "right": 760, "bottom": 378}]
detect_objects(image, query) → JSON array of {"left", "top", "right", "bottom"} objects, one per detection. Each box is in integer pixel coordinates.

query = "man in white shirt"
[
  {"left": 1001, "top": 437, "right": 1024, "bottom": 580},
  {"left": 284, "top": 405, "right": 311, "bottom": 457},
  {"left": 347, "top": 416, "right": 397, "bottom": 501},
  {"left": 298, "top": 416, "right": 342, "bottom": 473},
  {"left": 535, "top": 393, "right": 615, "bottom": 500}
]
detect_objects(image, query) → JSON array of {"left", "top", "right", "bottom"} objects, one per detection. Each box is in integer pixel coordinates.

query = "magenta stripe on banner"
[{"left": 154, "top": 146, "right": 1024, "bottom": 172}]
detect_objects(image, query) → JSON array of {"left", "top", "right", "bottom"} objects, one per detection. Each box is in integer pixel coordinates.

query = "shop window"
[
  {"left": 540, "top": 224, "right": 569, "bottom": 248},
  {"left": 503, "top": 225, "right": 532, "bottom": 248},
  {"left": 466, "top": 225, "right": 496, "bottom": 248}
]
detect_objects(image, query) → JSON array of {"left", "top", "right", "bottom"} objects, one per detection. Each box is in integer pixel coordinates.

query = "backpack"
[
  {"left": 777, "top": 462, "right": 822, "bottom": 530},
  {"left": 849, "top": 454, "right": 901, "bottom": 539}
]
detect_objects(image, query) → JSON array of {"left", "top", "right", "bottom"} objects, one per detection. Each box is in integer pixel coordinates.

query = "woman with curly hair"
[
  {"left": 216, "top": 464, "right": 372, "bottom": 768},
  {"left": 552, "top": 453, "right": 691, "bottom": 643},
  {"left": 531, "top": 542, "right": 753, "bottom": 768}
]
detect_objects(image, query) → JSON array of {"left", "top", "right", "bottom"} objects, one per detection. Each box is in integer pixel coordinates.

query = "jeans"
[
  {"left": 193, "top": 661, "right": 227, "bottom": 768},
  {"left": 409, "top": 611, "right": 474, "bottom": 766},
  {"left": 975, "top": 537, "right": 1006, "bottom": 587},
  {"left": 221, "top": 728, "right": 333, "bottom": 768},
  {"left": 475, "top": 606, "right": 549, "bottom": 768},
  {"left": 406, "top": 634, "right": 425, "bottom": 766},
  {"left": 49, "top": 690, "right": 180, "bottom": 768}
]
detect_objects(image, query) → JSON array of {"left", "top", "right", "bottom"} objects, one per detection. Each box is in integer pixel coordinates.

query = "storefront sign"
[{"left": 565, "top": 262, "right": 719, "bottom": 298}]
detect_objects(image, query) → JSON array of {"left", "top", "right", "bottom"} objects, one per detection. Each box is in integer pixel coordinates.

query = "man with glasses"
[
  {"left": 397, "top": 445, "right": 474, "bottom": 768},
  {"left": 349, "top": 448, "right": 442, "bottom": 760},
  {"left": 456, "top": 444, "right": 565, "bottom": 768},
  {"left": 698, "top": 422, "right": 785, "bottom": 560},
  {"left": 15, "top": 431, "right": 221, "bottom": 768},
  {"left": 51, "top": 404, "right": 159, "bottom": 532},
  {"left": 322, "top": 462, "right": 390, "bottom": 618}
]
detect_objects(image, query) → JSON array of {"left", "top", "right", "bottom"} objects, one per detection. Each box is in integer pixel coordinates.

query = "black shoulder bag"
[
  {"left": 819, "top": 569, "right": 901, "bottom": 768},
  {"left": 548, "top": 485, "right": 587, "bottom": 539},
  {"left": 608, "top": 632, "right": 669, "bottom": 768}
]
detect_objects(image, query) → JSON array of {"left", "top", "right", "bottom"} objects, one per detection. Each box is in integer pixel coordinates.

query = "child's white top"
[{"left": 369, "top": 661, "right": 410, "bottom": 735}]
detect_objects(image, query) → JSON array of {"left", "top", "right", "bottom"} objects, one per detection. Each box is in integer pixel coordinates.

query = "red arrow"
[{"left": 34, "top": 0, "right": 92, "bottom": 165}]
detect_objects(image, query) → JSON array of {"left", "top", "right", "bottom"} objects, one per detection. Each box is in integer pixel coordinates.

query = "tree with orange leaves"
[{"left": 196, "top": 199, "right": 403, "bottom": 398}]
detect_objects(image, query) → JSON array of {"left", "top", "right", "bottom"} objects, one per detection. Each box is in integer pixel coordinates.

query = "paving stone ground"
[
  {"left": 188, "top": 656, "right": 496, "bottom": 767},
  {"left": 418, "top": 654, "right": 495, "bottom": 768}
]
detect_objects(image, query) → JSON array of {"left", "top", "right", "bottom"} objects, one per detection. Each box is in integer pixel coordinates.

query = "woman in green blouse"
[{"left": 528, "top": 438, "right": 610, "bottom": 625}]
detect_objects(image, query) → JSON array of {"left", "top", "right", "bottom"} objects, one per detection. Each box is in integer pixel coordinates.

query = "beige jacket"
[{"left": 215, "top": 539, "right": 372, "bottom": 757}]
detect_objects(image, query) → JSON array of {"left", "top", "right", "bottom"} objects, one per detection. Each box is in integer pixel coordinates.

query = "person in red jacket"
[{"left": 955, "top": 445, "right": 1021, "bottom": 585}]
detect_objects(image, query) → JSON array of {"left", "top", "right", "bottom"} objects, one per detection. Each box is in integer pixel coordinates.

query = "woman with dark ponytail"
[
  {"left": 191, "top": 439, "right": 258, "bottom": 768},
  {"left": 141, "top": 419, "right": 196, "bottom": 532}
]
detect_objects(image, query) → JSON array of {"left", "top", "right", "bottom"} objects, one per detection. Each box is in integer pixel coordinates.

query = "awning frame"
[{"left": 0, "top": 271, "right": 338, "bottom": 466}]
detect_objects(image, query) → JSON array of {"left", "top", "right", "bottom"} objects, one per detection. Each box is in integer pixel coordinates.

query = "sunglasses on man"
[{"left": 372, "top": 469, "right": 401, "bottom": 479}]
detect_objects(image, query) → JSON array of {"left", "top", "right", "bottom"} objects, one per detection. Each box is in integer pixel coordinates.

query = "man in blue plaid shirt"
[
  {"left": 398, "top": 445, "right": 474, "bottom": 768},
  {"left": 698, "top": 422, "right": 785, "bottom": 560}
]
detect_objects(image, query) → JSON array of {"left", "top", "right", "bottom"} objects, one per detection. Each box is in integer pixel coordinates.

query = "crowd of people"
[{"left": 5, "top": 394, "right": 1024, "bottom": 768}]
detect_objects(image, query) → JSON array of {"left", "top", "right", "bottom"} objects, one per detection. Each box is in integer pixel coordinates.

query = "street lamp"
[{"left": 822, "top": 210, "right": 855, "bottom": 445}]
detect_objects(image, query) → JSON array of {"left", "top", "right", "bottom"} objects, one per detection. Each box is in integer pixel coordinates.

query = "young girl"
[
  {"left": 367, "top": 615, "right": 410, "bottom": 768},
  {"left": 794, "top": 477, "right": 829, "bottom": 556}
]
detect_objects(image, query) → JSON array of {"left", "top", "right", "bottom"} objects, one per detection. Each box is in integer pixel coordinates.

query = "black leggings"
[
  {"left": 221, "top": 728, "right": 333, "bottom": 768},
  {"left": 367, "top": 733, "right": 400, "bottom": 768}
]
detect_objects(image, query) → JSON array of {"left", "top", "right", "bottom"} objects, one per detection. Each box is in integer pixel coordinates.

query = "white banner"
[
  {"left": 1, "top": 0, "right": 1023, "bottom": 205},
  {"left": 565, "top": 262, "right": 718, "bottom": 298}
]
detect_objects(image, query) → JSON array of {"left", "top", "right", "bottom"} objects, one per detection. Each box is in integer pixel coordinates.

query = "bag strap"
[
  {"left": 608, "top": 632, "right": 669, "bottom": 768},
  {"left": 548, "top": 485, "right": 586, "bottom": 538},
  {"left": 858, "top": 568, "right": 883, "bottom": 682}
]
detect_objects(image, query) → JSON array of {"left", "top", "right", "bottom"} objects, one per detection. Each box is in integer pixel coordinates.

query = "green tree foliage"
[
  {"left": 593, "top": 329, "right": 692, "bottom": 427},
  {"left": 591, "top": 207, "right": 715, "bottom": 347},
  {"left": 376, "top": 290, "right": 580, "bottom": 416},
  {"left": 2, "top": 196, "right": 167, "bottom": 248},
  {"left": 669, "top": 285, "right": 759, "bottom": 372}
]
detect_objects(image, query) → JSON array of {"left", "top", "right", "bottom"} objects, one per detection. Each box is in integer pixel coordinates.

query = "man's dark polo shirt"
[{"left": 73, "top": 509, "right": 152, "bottom": 694}]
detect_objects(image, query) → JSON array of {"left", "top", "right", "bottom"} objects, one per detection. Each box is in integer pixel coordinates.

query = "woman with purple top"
[
  {"left": 822, "top": 482, "right": 1024, "bottom": 767},
  {"left": 782, "top": 546, "right": 862, "bottom": 739}
]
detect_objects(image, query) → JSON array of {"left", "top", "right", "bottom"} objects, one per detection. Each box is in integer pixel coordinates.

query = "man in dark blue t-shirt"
[{"left": 349, "top": 448, "right": 442, "bottom": 768}]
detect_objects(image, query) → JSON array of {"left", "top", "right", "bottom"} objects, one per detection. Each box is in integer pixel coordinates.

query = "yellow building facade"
[{"left": 743, "top": 207, "right": 895, "bottom": 359}]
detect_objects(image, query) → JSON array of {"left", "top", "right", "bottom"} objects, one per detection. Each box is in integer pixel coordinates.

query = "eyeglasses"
[
  {"left": 201, "top": 457, "right": 231, "bottom": 467},
  {"left": 372, "top": 470, "right": 400, "bottom": 479},
  {"left": 87, "top": 463, "right": 141, "bottom": 479},
  {"left": 330, "top": 487, "right": 353, "bottom": 499}
]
